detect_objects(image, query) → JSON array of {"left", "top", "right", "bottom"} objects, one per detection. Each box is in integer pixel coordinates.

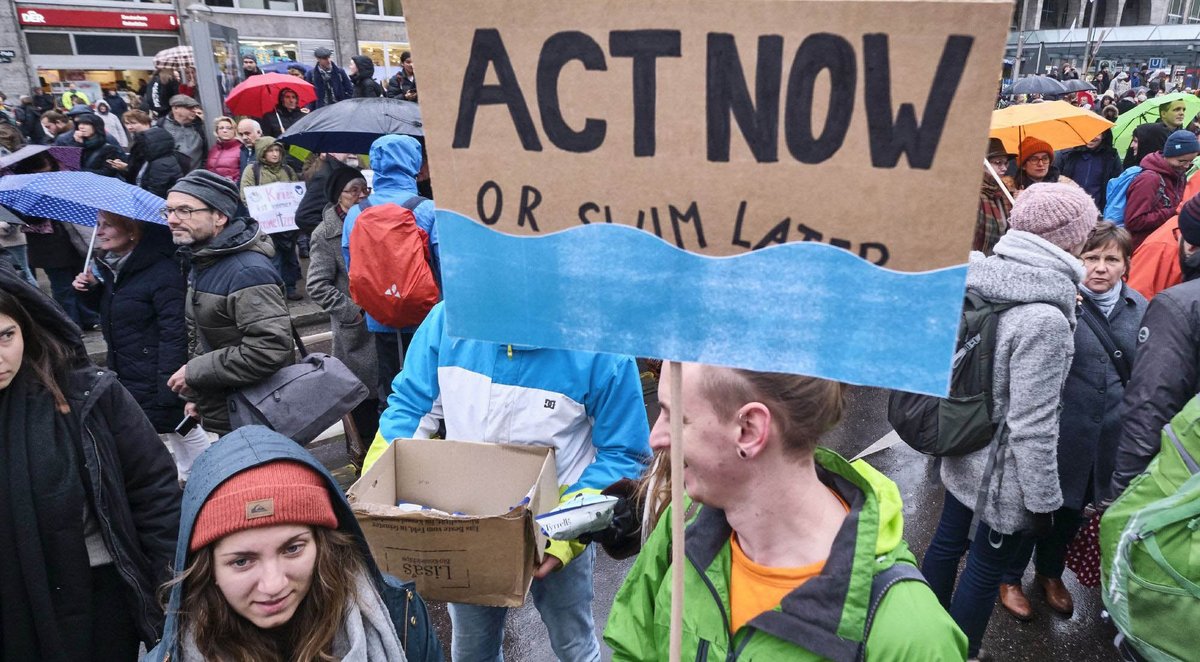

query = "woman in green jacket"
[{"left": 604, "top": 363, "right": 967, "bottom": 661}]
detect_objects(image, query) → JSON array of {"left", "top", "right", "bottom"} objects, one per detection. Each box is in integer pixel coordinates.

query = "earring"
[{"left": 737, "top": 448, "right": 748, "bottom": 459}]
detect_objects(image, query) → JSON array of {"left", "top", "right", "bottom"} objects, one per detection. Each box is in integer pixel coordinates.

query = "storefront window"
[
  {"left": 140, "top": 36, "right": 180, "bottom": 55},
  {"left": 75, "top": 34, "right": 140, "bottom": 57},
  {"left": 361, "top": 44, "right": 385, "bottom": 67},
  {"left": 25, "top": 32, "right": 73, "bottom": 56},
  {"left": 240, "top": 40, "right": 300, "bottom": 64}
]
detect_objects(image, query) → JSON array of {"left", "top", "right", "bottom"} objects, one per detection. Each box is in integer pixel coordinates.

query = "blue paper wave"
[{"left": 437, "top": 211, "right": 966, "bottom": 396}]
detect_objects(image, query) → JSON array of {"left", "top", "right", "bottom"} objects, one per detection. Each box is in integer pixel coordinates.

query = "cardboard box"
[{"left": 347, "top": 438, "right": 558, "bottom": 607}]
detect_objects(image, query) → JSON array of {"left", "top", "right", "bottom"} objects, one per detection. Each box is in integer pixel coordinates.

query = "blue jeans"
[
  {"left": 1001, "top": 505, "right": 1084, "bottom": 583},
  {"left": 1, "top": 246, "right": 37, "bottom": 286},
  {"left": 44, "top": 265, "right": 99, "bottom": 327},
  {"left": 921, "top": 491, "right": 1024, "bottom": 658},
  {"left": 270, "top": 231, "right": 300, "bottom": 291},
  {"left": 448, "top": 545, "right": 600, "bottom": 662}
]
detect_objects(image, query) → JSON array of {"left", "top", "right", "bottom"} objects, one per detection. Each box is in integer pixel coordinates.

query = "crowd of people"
[{"left": 0, "top": 48, "right": 1198, "bottom": 662}]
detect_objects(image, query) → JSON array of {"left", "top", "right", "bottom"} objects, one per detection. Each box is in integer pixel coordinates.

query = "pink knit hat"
[
  {"left": 190, "top": 461, "right": 338, "bottom": 551},
  {"left": 1008, "top": 182, "right": 1098, "bottom": 251}
]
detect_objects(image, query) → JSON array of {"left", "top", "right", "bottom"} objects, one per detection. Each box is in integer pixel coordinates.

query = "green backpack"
[{"left": 1100, "top": 395, "right": 1200, "bottom": 662}]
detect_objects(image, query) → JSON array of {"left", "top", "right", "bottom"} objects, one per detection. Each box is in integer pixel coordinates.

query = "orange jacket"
[{"left": 1127, "top": 174, "right": 1200, "bottom": 300}]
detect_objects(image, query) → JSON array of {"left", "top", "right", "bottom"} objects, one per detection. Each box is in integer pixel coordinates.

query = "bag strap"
[
  {"left": 1163, "top": 423, "right": 1200, "bottom": 474},
  {"left": 400, "top": 194, "right": 428, "bottom": 211},
  {"left": 253, "top": 161, "right": 262, "bottom": 186},
  {"left": 855, "top": 562, "right": 929, "bottom": 662},
  {"left": 1078, "top": 298, "right": 1133, "bottom": 386},
  {"left": 969, "top": 418, "right": 1008, "bottom": 541}
]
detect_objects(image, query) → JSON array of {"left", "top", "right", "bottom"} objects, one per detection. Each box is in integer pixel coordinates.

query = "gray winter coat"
[
  {"left": 941, "top": 231, "right": 1083, "bottom": 535},
  {"left": 306, "top": 203, "right": 378, "bottom": 390},
  {"left": 1057, "top": 284, "right": 1146, "bottom": 510}
]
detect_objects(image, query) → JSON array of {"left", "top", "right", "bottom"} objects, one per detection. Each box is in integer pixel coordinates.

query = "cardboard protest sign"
[
  {"left": 244, "top": 181, "right": 306, "bottom": 234},
  {"left": 405, "top": 0, "right": 1012, "bottom": 396}
]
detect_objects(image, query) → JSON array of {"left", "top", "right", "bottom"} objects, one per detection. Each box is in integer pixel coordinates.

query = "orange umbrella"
[
  {"left": 225, "top": 73, "right": 316, "bottom": 117},
  {"left": 990, "top": 101, "right": 1114, "bottom": 154}
]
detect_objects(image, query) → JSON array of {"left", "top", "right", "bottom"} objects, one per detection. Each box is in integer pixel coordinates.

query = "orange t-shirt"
[{"left": 728, "top": 491, "right": 849, "bottom": 633}]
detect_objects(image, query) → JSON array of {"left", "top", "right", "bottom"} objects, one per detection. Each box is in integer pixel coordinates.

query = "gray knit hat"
[{"left": 168, "top": 169, "right": 241, "bottom": 220}]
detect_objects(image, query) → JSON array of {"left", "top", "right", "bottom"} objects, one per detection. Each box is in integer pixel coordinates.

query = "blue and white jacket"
[
  {"left": 342, "top": 133, "right": 438, "bottom": 333},
  {"left": 364, "top": 303, "right": 651, "bottom": 562}
]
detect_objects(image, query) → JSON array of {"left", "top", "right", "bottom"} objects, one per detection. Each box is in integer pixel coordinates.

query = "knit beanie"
[
  {"left": 1164, "top": 129, "right": 1200, "bottom": 157},
  {"left": 1008, "top": 182, "right": 1098, "bottom": 251},
  {"left": 1018, "top": 136, "right": 1054, "bottom": 168},
  {"left": 1179, "top": 194, "right": 1200, "bottom": 246},
  {"left": 169, "top": 169, "right": 242, "bottom": 220},
  {"left": 190, "top": 461, "right": 338, "bottom": 551}
]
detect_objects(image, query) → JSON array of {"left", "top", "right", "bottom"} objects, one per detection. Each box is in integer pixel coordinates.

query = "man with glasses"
[
  {"left": 164, "top": 169, "right": 294, "bottom": 436},
  {"left": 977, "top": 138, "right": 1015, "bottom": 255}
]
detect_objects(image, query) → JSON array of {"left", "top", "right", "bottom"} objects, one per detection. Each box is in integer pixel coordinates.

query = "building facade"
[{"left": 1, "top": 0, "right": 413, "bottom": 104}]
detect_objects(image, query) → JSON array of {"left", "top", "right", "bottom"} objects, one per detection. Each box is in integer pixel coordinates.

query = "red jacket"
[
  {"left": 205, "top": 139, "right": 243, "bottom": 182},
  {"left": 1125, "top": 152, "right": 1187, "bottom": 251}
]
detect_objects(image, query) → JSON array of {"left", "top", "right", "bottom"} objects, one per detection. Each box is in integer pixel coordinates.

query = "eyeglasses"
[
  {"left": 344, "top": 186, "right": 371, "bottom": 195},
  {"left": 1026, "top": 155, "right": 1052, "bottom": 165},
  {"left": 159, "top": 205, "right": 213, "bottom": 221}
]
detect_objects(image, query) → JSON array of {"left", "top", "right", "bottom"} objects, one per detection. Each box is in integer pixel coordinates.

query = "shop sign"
[{"left": 17, "top": 7, "right": 180, "bottom": 31}]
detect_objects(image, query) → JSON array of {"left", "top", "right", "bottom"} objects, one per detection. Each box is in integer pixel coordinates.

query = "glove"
[
  {"left": 577, "top": 479, "right": 643, "bottom": 560},
  {"left": 1029, "top": 511, "right": 1054, "bottom": 539}
]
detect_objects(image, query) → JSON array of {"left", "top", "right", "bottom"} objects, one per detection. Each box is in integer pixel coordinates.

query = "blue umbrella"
[
  {"left": 0, "top": 171, "right": 167, "bottom": 269},
  {"left": 262, "top": 60, "right": 311, "bottom": 74}
]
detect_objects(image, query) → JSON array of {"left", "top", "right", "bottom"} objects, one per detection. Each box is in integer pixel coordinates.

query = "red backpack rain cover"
[{"left": 347, "top": 196, "right": 440, "bottom": 329}]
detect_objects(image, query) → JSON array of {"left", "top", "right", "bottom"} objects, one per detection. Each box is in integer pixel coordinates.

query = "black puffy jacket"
[
  {"left": 0, "top": 265, "right": 181, "bottom": 645},
  {"left": 1108, "top": 274, "right": 1200, "bottom": 500},
  {"left": 125, "top": 127, "right": 182, "bottom": 198},
  {"left": 351, "top": 55, "right": 385, "bottom": 98},
  {"left": 93, "top": 226, "right": 188, "bottom": 432}
]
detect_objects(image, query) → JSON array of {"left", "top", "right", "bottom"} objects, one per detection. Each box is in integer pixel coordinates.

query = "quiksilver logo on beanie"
[{"left": 246, "top": 498, "right": 275, "bottom": 519}]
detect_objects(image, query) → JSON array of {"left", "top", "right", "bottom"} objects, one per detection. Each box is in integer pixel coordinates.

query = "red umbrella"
[{"left": 224, "top": 73, "right": 316, "bottom": 117}]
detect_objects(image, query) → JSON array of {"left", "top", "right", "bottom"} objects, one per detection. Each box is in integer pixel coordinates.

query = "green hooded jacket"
[
  {"left": 239, "top": 136, "right": 298, "bottom": 201},
  {"left": 604, "top": 448, "right": 967, "bottom": 661}
]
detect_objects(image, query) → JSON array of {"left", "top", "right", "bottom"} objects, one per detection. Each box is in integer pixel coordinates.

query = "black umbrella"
[
  {"left": 279, "top": 97, "right": 423, "bottom": 154},
  {"left": 1062, "top": 78, "right": 1097, "bottom": 93},
  {"left": 1008, "top": 76, "right": 1069, "bottom": 96},
  {"left": 0, "top": 205, "right": 25, "bottom": 226}
]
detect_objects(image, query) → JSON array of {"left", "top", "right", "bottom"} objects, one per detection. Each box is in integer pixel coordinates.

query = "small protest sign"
[
  {"left": 405, "top": 0, "right": 1012, "bottom": 396},
  {"left": 244, "top": 181, "right": 306, "bottom": 234}
]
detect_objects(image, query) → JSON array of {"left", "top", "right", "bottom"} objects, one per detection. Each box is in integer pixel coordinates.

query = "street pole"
[
  {"left": 1083, "top": 0, "right": 1098, "bottom": 75},
  {"left": 1013, "top": 0, "right": 1027, "bottom": 77},
  {"left": 185, "top": 3, "right": 223, "bottom": 140}
]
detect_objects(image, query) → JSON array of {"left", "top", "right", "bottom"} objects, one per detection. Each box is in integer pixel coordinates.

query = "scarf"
[
  {"left": 101, "top": 249, "right": 132, "bottom": 279},
  {"left": 976, "top": 176, "right": 1011, "bottom": 255},
  {"left": 0, "top": 370, "right": 92, "bottom": 661},
  {"left": 178, "top": 568, "right": 406, "bottom": 661},
  {"left": 1081, "top": 281, "right": 1122, "bottom": 317},
  {"left": 318, "top": 66, "right": 335, "bottom": 105}
]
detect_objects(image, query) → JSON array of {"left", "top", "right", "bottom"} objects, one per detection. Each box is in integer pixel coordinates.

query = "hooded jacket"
[
  {"left": 158, "top": 113, "right": 207, "bottom": 174},
  {"left": 75, "top": 115, "right": 125, "bottom": 178},
  {"left": 180, "top": 217, "right": 293, "bottom": 434},
  {"left": 604, "top": 449, "right": 967, "bottom": 660},
  {"left": 261, "top": 89, "right": 309, "bottom": 138},
  {"left": 941, "top": 231, "right": 1082, "bottom": 535},
  {"left": 94, "top": 101, "right": 129, "bottom": 149},
  {"left": 351, "top": 56, "right": 385, "bottom": 98},
  {"left": 341, "top": 134, "right": 438, "bottom": 333},
  {"left": 0, "top": 265, "right": 181, "bottom": 646},
  {"left": 125, "top": 126, "right": 182, "bottom": 199},
  {"left": 93, "top": 226, "right": 188, "bottom": 433},
  {"left": 1056, "top": 133, "right": 1122, "bottom": 209},
  {"left": 145, "top": 425, "right": 443, "bottom": 662},
  {"left": 239, "top": 137, "right": 298, "bottom": 200},
  {"left": 1125, "top": 152, "right": 1188, "bottom": 250}
]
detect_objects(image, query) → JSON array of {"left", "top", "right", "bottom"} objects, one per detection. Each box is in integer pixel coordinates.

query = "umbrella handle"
[
  {"left": 82, "top": 223, "right": 99, "bottom": 274},
  {"left": 984, "top": 158, "right": 1015, "bottom": 206}
]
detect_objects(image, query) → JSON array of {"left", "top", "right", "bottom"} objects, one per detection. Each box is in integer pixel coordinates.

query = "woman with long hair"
[
  {"left": 147, "top": 425, "right": 443, "bottom": 662},
  {"left": 0, "top": 264, "right": 180, "bottom": 661},
  {"left": 72, "top": 212, "right": 210, "bottom": 481}
]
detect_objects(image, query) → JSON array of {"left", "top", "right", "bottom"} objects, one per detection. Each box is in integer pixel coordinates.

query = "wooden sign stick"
[
  {"left": 669, "top": 360, "right": 685, "bottom": 662},
  {"left": 983, "top": 158, "right": 1015, "bottom": 206}
]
